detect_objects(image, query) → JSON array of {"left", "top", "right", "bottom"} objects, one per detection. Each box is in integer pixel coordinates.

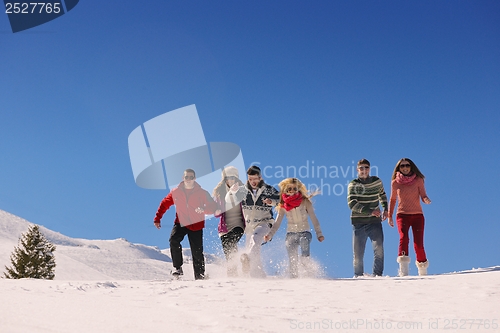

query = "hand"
[
  {"left": 381, "top": 210, "right": 388, "bottom": 221},
  {"left": 230, "top": 183, "right": 239, "bottom": 192},
  {"left": 263, "top": 198, "right": 272, "bottom": 205},
  {"left": 318, "top": 236, "right": 325, "bottom": 242},
  {"left": 423, "top": 197, "right": 431, "bottom": 204},
  {"left": 371, "top": 208, "right": 381, "bottom": 217},
  {"left": 154, "top": 221, "right": 161, "bottom": 230},
  {"left": 195, "top": 207, "right": 204, "bottom": 214},
  {"left": 215, "top": 209, "right": 222, "bottom": 216},
  {"left": 263, "top": 235, "right": 270, "bottom": 242},
  {"left": 388, "top": 218, "right": 394, "bottom": 228}
]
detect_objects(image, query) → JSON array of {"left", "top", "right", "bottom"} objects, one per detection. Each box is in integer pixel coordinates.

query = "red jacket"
[{"left": 154, "top": 181, "right": 218, "bottom": 231}]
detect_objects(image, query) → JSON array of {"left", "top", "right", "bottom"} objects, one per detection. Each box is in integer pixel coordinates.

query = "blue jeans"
[
  {"left": 285, "top": 231, "right": 313, "bottom": 278},
  {"left": 352, "top": 222, "right": 384, "bottom": 276}
]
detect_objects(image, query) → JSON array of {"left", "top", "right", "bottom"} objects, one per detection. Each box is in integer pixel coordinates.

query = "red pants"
[{"left": 397, "top": 214, "right": 427, "bottom": 262}]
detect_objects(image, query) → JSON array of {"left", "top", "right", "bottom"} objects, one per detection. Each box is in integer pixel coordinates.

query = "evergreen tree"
[{"left": 4, "top": 224, "right": 56, "bottom": 279}]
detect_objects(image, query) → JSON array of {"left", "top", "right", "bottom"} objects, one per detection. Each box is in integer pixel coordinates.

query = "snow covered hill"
[
  {"left": 0, "top": 209, "right": 221, "bottom": 280},
  {"left": 1, "top": 209, "right": 499, "bottom": 332}
]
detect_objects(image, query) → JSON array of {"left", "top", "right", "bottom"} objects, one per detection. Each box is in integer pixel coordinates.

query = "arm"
[
  {"left": 213, "top": 196, "right": 223, "bottom": 217},
  {"left": 378, "top": 180, "right": 389, "bottom": 221},
  {"left": 202, "top": 190, "right": 218, "bottom": 215},
  {"left": 154, "top": 193, "right": 175, "bottom": 228},
  {"left": 347, "top": 182, "right": 369, "bottom": 214},
  {"left": 265, "top": 207, "right": 285, "bottom": 241},
  {"left": 263, "top": 184, "right": 280, "bottom": 206},
  {"left": 419, "top": 178, "right": 431, "bottom": 204},
  {"left": 233, "top": 185, "right": 248, "bottom": 203},
  {"left": 305, "top": 200, "right": 324, "bottom": 241},
  {"left": 225, "top": 185, "right": 247, "bottom": 207},
  {"left": 388, "top": 180, "right": 397, "bottom": 227}
]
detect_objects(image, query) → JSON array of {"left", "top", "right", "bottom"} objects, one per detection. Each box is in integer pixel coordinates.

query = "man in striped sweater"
[{"left": 347, "top": 159, "right": 388, "bottom": 277}]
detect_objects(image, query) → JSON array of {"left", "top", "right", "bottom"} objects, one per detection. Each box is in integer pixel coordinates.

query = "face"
[
  {"left": 284, "top": 184, "right": 299, "bottom": 196},
  {"left": 183, "top": 172, "right": 196, "bottom": 187},
  {"left": 248, "top": 175, "right": 261, "bottom": 189},
  {"left": 357, "top": 164, "right": 370, "bottom": 179},
  {"left": 399, "top": 161, "right": 412, "bottom": 175},
  {"left": 225, "top": 176, "right": 237, "bottom": 186}
]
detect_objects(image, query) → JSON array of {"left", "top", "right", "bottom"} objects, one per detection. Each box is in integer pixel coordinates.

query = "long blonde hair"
[{"left": 276, "top": 177, "right": 319, "bottom": 210}]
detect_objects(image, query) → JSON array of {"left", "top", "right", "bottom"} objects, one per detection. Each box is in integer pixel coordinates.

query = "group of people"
[
  {"left": 347, "top": 158, "right": 431, "bottom": 278},
  {"left": 153, "top": 158, "right": 431, "bottom": 280}
]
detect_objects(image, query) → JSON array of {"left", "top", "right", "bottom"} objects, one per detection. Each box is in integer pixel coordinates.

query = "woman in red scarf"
[
  {"left": 264, "top": 178, "right": 324, "bottom": 278},
  {"left": 388, "top": 158, "right": 431, "bottom": 276}
]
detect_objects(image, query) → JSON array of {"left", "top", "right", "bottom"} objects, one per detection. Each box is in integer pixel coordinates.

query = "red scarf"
[
  {"left": 395, "top": 172, "right": 417, "bottom": 185},
  {"left": 282, "top": 193, "right": 303, "bottom": 211}
]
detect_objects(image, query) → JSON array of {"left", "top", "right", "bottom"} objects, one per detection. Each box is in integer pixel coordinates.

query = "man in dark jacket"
[
  {"left": 241, "top": 165, "right": 280, "bottom": 277},
  {"left": 154, "top": 169, "right": 218, "bottom": 280}
]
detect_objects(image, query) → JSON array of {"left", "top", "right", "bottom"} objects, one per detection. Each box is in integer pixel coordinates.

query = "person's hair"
[
  {"left": 276, "top": 177, "right": 319, "bottom": 210},
  {"left": 212, "top": 175, "right": 244, "bottom": 199},
  {"left": 391, "top": 158, "right": 425, "bottom": 180},
  {"left": 184, "top": 169, "right": 196, "bottom": 177},
  {"left": 247, "top": 165, "right": 261, "bottom": 176},
  {"left": 357, "top": 159, "right": 370, "bottom": 167}
]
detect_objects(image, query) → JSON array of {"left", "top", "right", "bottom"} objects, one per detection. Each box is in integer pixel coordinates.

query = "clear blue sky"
[{"left": 1, "top": 1, "right": 499, "bottom": 278}]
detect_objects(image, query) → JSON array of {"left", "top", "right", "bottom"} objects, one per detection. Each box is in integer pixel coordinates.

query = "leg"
[
  {"left": 411, "top": 214, "right": 427, "bottom": 263},
  {"left": 246, "top": 223, "right": 270, "bottom": 277},
  {"left": 299, "top": 231, "right": 313, "bottom": 257},
  {"left": 220, "top": 227, "right": 244, "bottom": 276},
  {"left": 187, "top": 229, "right": 205, "bottom": 279},
  {"left": 285, "top": 233, "right": 300, "bottom": 278},
  {"left": 352, "top": 224, "right": 368, "bottom": 277},
  {"left": 369, "top": 222, "right": 384, "bottom": 276},
  {"left": 221, "top": 227, "right": 244, "bottom": 260},
  {"left": 299, "top": 232, "right": 314, "bottom": 277},
  {"left": 169, "top": 224, "right": 187, "bottom": 270},
  {"left": 396, "top": 214, "right": 410, "bottom": 256}
]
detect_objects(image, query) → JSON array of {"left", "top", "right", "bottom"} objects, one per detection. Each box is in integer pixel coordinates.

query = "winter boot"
[
  {"left": 171, "top": 267, "right": 183, "bottom": 277},
  {"left": 240, "top": 253, "right": 250, "bottom": 275},
  {"left": 227, "top": 265, "right": 238, "bottom": 278},
  {"left": 396, "top": 255, "right": 411, "bottom": 276},
  {"left": 416, "top": 260, "right": 429, "bottom": 276}
]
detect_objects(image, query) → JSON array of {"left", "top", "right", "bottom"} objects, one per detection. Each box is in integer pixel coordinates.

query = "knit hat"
[{"left": 222, "top": 166, "right": 239, "bottom": 179}]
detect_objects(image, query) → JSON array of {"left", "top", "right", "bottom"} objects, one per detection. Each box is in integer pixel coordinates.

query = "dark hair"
[
  {"left": 357, "top": 159, "right": 370, "bottom": 167},
  {"left": 391, "top": 158, "right": 425, "bottom": 180},
  {"left": 247, "top": 165, "right": 261, "bottom": 176},
  {"left": 184, "top": 169, "right": 196, "bottom": 177}
]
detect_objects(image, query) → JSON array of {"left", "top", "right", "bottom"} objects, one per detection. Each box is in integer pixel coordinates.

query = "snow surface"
[{"left": 1, "top": 209, "right": 499, "bottom": 333}]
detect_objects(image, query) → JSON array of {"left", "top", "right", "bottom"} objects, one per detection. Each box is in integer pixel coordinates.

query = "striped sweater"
[{"left": 347, "top": 176, "right": 388, "bottom": 224}]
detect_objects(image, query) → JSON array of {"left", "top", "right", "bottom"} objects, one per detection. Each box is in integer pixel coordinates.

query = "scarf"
[
  {"left": 282, "top": 192, "right": 303, "bottom": 211},
  {"left": 395, "top": 172, "right": 417, "bottom": 185}
]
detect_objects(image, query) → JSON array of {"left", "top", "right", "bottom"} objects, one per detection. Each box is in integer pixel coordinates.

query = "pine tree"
[{"left": 4, "top": 224, "right": 56, "bottom": 280}]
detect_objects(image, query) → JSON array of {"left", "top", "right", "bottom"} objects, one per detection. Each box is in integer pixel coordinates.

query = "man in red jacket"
[{"left": 154, "top": 169, "right": 218, "bottom": 280}]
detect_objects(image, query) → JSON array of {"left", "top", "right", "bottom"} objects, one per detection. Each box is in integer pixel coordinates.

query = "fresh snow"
[{"left": 1, "top": 209, "right": 499, "bottom": 333}]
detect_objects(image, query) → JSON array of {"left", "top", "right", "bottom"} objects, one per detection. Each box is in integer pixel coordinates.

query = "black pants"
[
  {"left": 169, "top": 224, "right": 204, "bottom": 279},
  {"left": 220, "top": 227, "right": 244, "bottom": 260}
]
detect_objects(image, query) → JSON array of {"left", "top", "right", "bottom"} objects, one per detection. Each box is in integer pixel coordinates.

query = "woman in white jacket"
[
  {"left": 213, "top": 166, "right": 247, "bottom": 277},
  {"left": 264, "top": 177, "right": 324, "bottom": 278}
]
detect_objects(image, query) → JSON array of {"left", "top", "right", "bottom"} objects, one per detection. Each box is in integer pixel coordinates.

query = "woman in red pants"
[{"left": 388, "top": 158, "right": 431, "bottom": 276}]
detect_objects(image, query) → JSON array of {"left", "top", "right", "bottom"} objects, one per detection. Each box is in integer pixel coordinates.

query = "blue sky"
[{"left": 1, "top": 1, "right": 499, "bottom": 278}]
